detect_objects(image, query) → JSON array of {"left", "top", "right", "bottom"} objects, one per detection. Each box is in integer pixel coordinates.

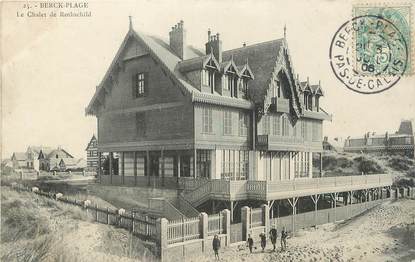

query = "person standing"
[
  {"left": 259, "top": 233, "right": 267, "bottom": 252},
  {"left": 247, "top": 234, "right": 254, "bottom": 253},
  {"left": 269, "top": 226, "right": 278, "bottom": 251},
  {"left": 281, "top": 227, "right": 288, "bottom": 251},
  {"left": 212, "top": 234, "right": 221, "bottom": 260}
]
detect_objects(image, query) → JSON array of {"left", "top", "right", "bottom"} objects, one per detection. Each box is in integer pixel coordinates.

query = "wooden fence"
[
  {"left": 207, "top": 213, "right": 223, "bottom": 236},
  {"left": 8, "top": 183, "right": 158, "bottom": 242},
  {"left": 167, "top": 217, "right": 200, "bottom": 244}
]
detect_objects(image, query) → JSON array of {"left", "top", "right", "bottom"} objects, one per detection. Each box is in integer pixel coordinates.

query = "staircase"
[
  {"left": 171, "top": 195, "right": 200, "bottom": 218},
  {"left": 181, "top": 180, "right": 213, "bottom": 208}
]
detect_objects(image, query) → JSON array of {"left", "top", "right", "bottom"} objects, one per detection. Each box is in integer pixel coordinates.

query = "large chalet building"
[{"left": 86, "top": 19, "right": 391, "bottom": 217}]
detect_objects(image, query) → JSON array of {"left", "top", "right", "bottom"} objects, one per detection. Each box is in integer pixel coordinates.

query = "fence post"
[
  {"left": 241, "top": 206, "right": 250, "bottom": 241},
  {"left": 156, "top": 218, "right": 168, "bottom": 261},
  {"left": 132, "top": 212, "right": 135, "bottom": 233},
  {"left": 222, "top": 209, "right": 231, "bottom": 246},
  {"left": 145, "top": 215, "right": 149, "bottom": 236},
  {"left": 199, "top": 212, "right": 208, "bottom": 251},
  {"left": 261, "top": 204, "right": 270, "bottom": 234},
  {"left": 107, "top": 208, "right": 110, "bottom": 225},
  {"left": 96, "top": 204, "right": 98, "bottom": 222}
]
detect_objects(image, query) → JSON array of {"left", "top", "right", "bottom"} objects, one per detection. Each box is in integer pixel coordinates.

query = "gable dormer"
[
  {"left": 201, "top": 54, "right": 220, "bottom": 93},
  {"left": 220, "top": 59, "right": 240, "bottom": 97},
  {"left": 238, "top": 64, "right": 254, "bottom": 99},
  {"left": 311, "top": 81, "right": 324, "bottom": 112},
  {"left": 303, "top": 78, "right": 313, "bottom": 111}
]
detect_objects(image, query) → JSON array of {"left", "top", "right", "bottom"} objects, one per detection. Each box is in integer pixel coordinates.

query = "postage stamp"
[
  {"left": 353, "top": 3, "right": 413, "bottom": 75},
  {"left": 329, "top": 15, "right": 409, "bottom": 94}
]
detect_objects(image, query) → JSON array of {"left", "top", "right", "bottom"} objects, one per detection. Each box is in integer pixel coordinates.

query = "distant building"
[
  {"left": 10, "top": 146, "right": 83, "bottom": 171},
  {"left": 344, "top": 120, "right": 415, "bottom": 158},
  {"left": 50, "top": 158, "right": 87, "bottom": 172},
  {"left": 323, "top": 136, "right": 344, "bottom": 152},
  {"left": 85, "top": 134, "right": 103, "bottom": 172}
]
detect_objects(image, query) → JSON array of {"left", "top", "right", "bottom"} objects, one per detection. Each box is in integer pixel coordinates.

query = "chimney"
[
  {"left": 205, "top": 30, "right": 222, "bottom": 62},
  {"left": 169, "top": 20, "right": 186, "bottom": 60}
]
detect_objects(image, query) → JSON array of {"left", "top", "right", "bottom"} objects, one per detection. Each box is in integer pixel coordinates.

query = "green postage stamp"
[{"left": 353, "top": 3, "right": 413, "bottom": 75}]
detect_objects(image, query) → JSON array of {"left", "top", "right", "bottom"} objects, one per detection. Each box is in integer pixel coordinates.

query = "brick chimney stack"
[
  {"left": 205, "top": 30, "right": 222, "bottom": 62},
  {"left": 169, "top": 20, "right": 186, "bottom": 60}
]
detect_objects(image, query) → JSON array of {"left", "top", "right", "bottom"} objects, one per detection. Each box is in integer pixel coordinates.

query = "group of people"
[
  {"left": 211, "top": 226, "right": 289, "bottom": 260},
  {"left": 247, "top": 226, "right": 288, "bottom": 253}
]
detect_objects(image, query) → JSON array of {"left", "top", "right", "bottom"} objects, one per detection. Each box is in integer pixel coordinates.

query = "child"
[{"left": 246, "top": 234, "right": 254, "bottom": 253}]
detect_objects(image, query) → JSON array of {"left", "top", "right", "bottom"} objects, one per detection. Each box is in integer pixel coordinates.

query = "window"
[
  {"left": 262, "top": 115, "right": 270, "bottom": 135},
  {"left": 134, "top": 72, "right": 146, "bottom": 98},
  {"left": 239, "top": 112, "right": 249, "bottom": 136},
  {"left": 202, "top": 69, "right": 215, "bottom": 89},
  {"left": 301, "top": 119, "right": 306, "bottom": 139},
  {"left": 223, "top": 111, "right": 233, "bottom": 135},
  {"left": 273, "top": 79, "right": 280, "bottom": 98},
  {"left": 221, "top": 150, "right": 249, "bottom": 180},
  {"left": 202, "top": 107, "right": 213, "bottom": 133},
  {"left": 273, "top": 115, "right": 280, "bottom": 135},
  {"left": 294, "top": 152, "right": 310, "bottom": 178},
  {"left": 304, "top": 94, "right": 308, "bottom": 109},
  {"left": 315, "top": 97, "right": 320, "bottom": 112},
  {"left": 282, "top": 115, "right": 290, "bottom": 136},
  {"left": 308, "top": 95, "right": 313, "bottom": 110},
  {"left": 136, "top": 112, "right": 146, "bottom": 136},
  {"left": 197, "top": 150, "right": 211, "bottom": 178},
  {"left": 239, "top": 79, "right": 248, "bottom": 98}
]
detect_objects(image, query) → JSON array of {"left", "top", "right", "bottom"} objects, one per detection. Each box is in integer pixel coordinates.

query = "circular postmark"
[{"left": 329, "top": 15, "right": 408, "bottom": 94}]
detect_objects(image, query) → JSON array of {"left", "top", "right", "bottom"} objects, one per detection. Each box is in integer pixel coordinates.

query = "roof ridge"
[{"left": 223, "top": 38, "right": 284, "bottom": 53}]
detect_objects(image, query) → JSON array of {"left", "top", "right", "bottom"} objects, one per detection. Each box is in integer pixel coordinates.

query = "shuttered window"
[
  {"left": 202, "top": 107, "right": 213, "bottom": 133},
  {"left": 133, "top": 72, "right": 147, "bottom": 98}
]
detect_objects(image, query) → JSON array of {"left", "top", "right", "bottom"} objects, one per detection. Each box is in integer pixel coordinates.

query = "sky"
[{"left": 2, "top": 0, "right": 414, "bottom": 159}]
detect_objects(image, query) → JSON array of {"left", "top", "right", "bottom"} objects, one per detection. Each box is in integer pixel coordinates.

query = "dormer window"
[
  {"left": 239, "top": 79, "right": 249, "bottom": 99},
  {"left": 307, "top": 95, "right": 313, "bottom": 110},
  {"left": 315, "top": 96, "right": 320, "bottom": 112},
  {"left": 239, "top": 67, "right": 253, "bottom": 99},
  {"left": 223, "top": 65, "right": 238, "bottom": 97},
  {"left": 202, "top": 69, "right": 215, "bottom": 90},
  {"left": 225, "top": 74, "right": 238, "bottom": 97}
]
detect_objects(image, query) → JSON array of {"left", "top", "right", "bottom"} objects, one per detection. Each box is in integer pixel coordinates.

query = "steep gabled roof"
[
  {"left": 86, "top": 24, "right": 326, "bottom": 116},
  {"left": 222, "top": 39, "right": 284, "bottom": 103},
  {"left": 85, "top": 134, "right": 97, "bottom": 151},
  {"left": 12, "top": 152, "right": 26, "bottom": 161},
  {"left": 46, "top": 148, "right": 74, "bottom": 159}
]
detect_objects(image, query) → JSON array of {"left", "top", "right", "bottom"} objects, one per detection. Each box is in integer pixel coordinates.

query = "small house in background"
[
  {"left": 39, "top": 147, "right": 74, "bottom": 171},
  {"left": 49, "top": 158, "right": 87, "bottom": 172},
  {"left": 85, "top": 134, "right": 103, "bottom": 172},
  {"left": 10, "top": 145, "right": 82, "bottom": 172},
  {"left": 11, "top": 152, "right": 27, "bottom": 169}
]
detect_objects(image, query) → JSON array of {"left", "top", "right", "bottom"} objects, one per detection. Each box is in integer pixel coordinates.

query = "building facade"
[
  {"left": 85, "top": 134, "right": 103, "bottom": 172},
  {"left": 86, "top": 20, "right": 392, "bottom": 216},
  {"left": 344, "top": 120, "right": 415, "bottom": 158}
]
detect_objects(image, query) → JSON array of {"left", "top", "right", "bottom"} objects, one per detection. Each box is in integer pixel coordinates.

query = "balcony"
[
  {"left": 183, "top": 174, "right": 393, "bottom": 205},
  {"left": 256, "top": 134, "right": 322, "bottom": 151},
  {"left": 303, "top": 109, "right": 332, "bottom": 120},
  {"left": 271, "top": 97, "right": 290, "bottom": 113}
]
